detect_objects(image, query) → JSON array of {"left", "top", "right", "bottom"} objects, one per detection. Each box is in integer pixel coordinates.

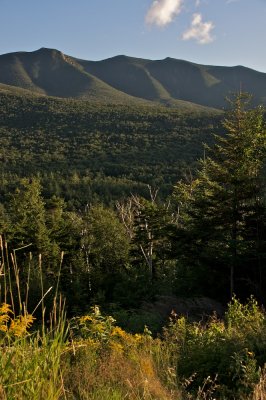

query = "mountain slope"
[
  {"left": 84, "top": 55, "right": 266, "bottom": 108},
  {"left": 80, "top": 55, "right": 172, "bottom": 102},
  {"left": 0, "top": 85, "right": 222, "bottom": 205},
  {"left": 1, "top": 48, "right": 266, "bottom": 109},
  {"left": 0, "top": 49, "right": 152, "bottom": 105}
]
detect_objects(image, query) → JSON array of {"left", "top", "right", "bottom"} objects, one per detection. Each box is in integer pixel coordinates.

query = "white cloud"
[
  {"left": 182, "top": 13, "right": 215, "bottom": 44},
  {"left": 145, "top": 0, "right": 183, "bottom": 27}
]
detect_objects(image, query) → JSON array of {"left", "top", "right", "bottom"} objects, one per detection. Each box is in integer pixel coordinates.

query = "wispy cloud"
[
  {"left": 145, "top": 0, "right": 183, "bottom": 27},
  {"left": 182, "top": 13, "right": 214, "bottom": 44}
]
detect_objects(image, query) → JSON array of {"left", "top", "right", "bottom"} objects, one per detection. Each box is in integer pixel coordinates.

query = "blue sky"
[{"left": 1, "top": 0, "right": 266, "bottom": 72}]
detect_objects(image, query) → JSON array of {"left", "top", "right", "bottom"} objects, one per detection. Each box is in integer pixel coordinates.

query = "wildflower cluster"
[
  {"left": 0, "top": 303, "right": 35, "bottom": 338},
  {"left": 0, "top": 303, "right": 12, "bottom": 332},
  {"left": 70, "top": 306, "right": 149, "bottom": 355}
]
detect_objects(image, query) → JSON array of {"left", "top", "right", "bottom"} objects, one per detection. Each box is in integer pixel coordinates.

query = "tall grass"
[
  {"left": 0, "top": 237, "right": 181, "bottom": 399},
  {"left": 0, "top": 236, "right": 67, "bottom": 400},
  {"left": 1, "top": 234, "right": 266, "bottom": 399}
]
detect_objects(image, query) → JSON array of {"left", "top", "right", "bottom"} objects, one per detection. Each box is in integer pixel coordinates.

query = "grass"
[
  {"left": 0, "top": 298, "right": 66, "bottom": 399},
  {"left": 0, "top": 236, "right": 181, "bottom": 399},
  {"left": 1, "top": 236, "right": 266, "bottom": 399},
  {"left": 0, "top": 236, "right": 66, "bottom": 399}
]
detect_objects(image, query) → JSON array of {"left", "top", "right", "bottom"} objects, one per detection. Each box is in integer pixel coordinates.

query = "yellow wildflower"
[
  {"left": 0, "top": 303, "right": 13, "bottom": 332},
  {"left": 0, "top": 303, "right": 13, "bottom": 315},
  {"left": 10, "top": 314, "right": 35, "bottom": 337},
  {"left": 0, "top": 317, "right": 8, "bottom": 332},
  {"left": 111, "top": 326, "right": 127, "bottom": 338},
  {"left": 134, "top": 334, "right": 142, "bottom": 342}
]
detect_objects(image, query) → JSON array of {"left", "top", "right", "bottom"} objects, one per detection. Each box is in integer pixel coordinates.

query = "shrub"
[{"left": 162, "top": 297, "right": 266, "bottom": 399}]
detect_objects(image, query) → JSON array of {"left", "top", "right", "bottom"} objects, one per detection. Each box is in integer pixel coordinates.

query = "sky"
[{"left": 0, "top": 0, "right": 266, "bottom": 72}]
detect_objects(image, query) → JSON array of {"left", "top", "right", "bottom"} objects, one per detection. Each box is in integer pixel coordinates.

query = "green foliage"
[
  {"left": 1, "top": 80, "right": 266, "bottom": 398},
  {"left": 2, "top": 256, "right": 266, "bottom": 400},
  {"left": 132, "top": 197, "right": 175, "bottom": 280},
  {"left": 0, "top": 89, "right": 221, "bottom": 206},
  {"left": 163, "top": 297, "right": 266, "bottom": 399},
  {"left": 173, "top": 93, "right": 266, "bottom": 300},
  {"left": 82, "top": 205, "right": 130, "bottom": 274},
  {"left": 70, "top": 305, "right": 116, "bottom": 343},
  {"left": 8, "top": 178, "right": 50, "bottom": 254},
  {"left": 0, "top": 280, "right": 67, "bottom": 400}
]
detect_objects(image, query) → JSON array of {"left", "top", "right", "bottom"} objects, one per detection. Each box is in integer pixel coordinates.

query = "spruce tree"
[{"left": 174, "top": 93, "right": 266, "bottom": 299}]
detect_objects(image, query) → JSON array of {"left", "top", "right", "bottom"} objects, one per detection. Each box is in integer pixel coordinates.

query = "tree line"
[{"left": 0, "top": 94, "right": 265, "bottom": 325}]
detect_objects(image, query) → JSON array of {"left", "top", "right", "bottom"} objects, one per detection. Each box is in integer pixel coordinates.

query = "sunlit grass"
[{"left": 1, "top": 235, "right": 266, "bottom": 399}]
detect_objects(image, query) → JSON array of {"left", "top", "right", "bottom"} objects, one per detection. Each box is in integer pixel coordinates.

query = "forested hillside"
[
  {"left": 0, "top": 89, "right": 221, "bottom": 206},
  {"left": 0, "top": 92, "right": 264, "bottom": 309},
  {"left": 0, "top": 85, "right": 265, "bottom": 398},
  {"left": 1, "top": 0, "right": 266, "bottom": 392}
]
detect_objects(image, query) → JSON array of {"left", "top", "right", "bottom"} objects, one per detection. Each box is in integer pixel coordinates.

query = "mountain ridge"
[{"left": 1, "top": 47, "right": 266, "bottom": 109}]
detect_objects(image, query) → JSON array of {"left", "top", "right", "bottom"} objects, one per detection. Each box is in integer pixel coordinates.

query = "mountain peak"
[
  {"left": 36, "top": 47, "right": 61, "bottom": 53},
  {"left": 0, "top": 48, "right": 266, "bottom": 109},
  {"left": 34, "top": 47, "right": 64, "bottom": 58}
]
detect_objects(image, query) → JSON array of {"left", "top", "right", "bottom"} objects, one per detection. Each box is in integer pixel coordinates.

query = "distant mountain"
[{"left": 1, "top": 48, "right": 266, "bottom": 109}]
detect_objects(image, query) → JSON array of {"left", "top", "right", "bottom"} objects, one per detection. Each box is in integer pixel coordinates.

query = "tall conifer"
[{"left": 174, "top": 93, "right": 266, "bottom": 299}]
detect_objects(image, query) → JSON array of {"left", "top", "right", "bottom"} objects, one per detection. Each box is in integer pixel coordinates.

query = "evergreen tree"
[
  {"left": 8, "top": 178, "right": 51, "bottom": 255},
  {"left": 174, "top": 93, "right": 266, "bottom": 300}
]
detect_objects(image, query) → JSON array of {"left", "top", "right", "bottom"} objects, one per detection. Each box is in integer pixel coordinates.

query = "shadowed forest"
[{"left": 0, "top": 92, "right": 266, "bottom": 399}]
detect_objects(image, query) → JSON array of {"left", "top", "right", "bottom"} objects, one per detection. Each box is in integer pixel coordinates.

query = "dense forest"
[
  {"left": 0, "top": 92, "right": 265, "bottom": 307},
  {"left": 0, "top": 92, "right": 266, "bottom": 399},
  {"left": 0, "top": 90, "right": 221, "bottom": 205}
]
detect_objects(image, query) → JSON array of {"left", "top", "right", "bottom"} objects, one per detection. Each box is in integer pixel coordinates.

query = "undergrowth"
[{"left": 1, "top": 236, "right": 266, "bottom": 399}]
